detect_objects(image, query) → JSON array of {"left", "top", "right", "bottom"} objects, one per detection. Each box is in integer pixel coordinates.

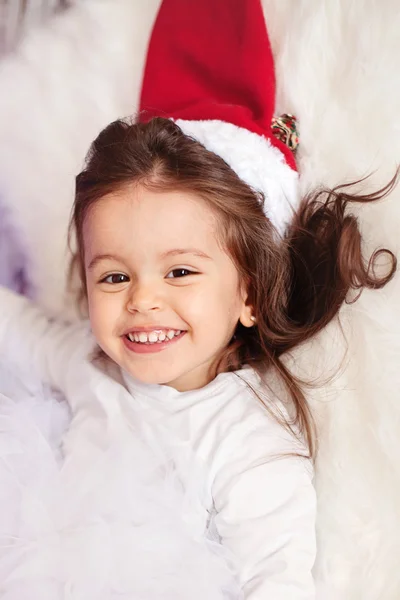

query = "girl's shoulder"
[
  {"left": 200, "top": 366, "right": 306, "bottom": 460},
  {"left": 205, "top": 367, "right": 312, "bottom": 500},
  {"left": 212, "top": 366, "right": 292, "bottom": 434}
]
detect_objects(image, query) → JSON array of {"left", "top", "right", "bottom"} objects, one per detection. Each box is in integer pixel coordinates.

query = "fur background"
[{"left": 0, "top": 1, "right": 399, "bottom": 597}]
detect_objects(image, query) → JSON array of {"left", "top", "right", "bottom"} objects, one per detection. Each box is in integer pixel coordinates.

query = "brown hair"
[{"left": 70, "top": 116, "right": 397, "bottom": 458}]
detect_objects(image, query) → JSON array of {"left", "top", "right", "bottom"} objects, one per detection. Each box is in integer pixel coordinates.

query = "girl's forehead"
[{"left": 83, "top": 186, "right": 223, "bottom": 260}]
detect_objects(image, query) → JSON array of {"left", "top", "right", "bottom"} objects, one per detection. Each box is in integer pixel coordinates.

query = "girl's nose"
[{"left": 125, "top": 282, "right": 162, "bottom": 314}]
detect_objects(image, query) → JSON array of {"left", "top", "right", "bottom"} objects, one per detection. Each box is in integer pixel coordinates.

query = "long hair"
[{"left": 70, "top": 117, "right": 397, "bottom": 458}]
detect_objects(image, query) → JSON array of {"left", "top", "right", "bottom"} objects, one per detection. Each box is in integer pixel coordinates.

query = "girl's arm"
[
  {"left": 0, "top": 286, "right": 93, "bottom": 393},
  {"left": 213, "top": 416, "right": 316, "bottom": 600}
]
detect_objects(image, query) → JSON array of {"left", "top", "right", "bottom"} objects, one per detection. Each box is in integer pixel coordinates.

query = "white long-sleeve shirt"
[{"left": 0, "top": 286, "right": 317, "bottom": 599}]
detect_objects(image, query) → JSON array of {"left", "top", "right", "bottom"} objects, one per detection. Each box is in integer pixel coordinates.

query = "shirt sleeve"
[
  {"left": 212, "top": 410, "right": 317, "bottom": 600},
  {"left": 0, "top": 286, "right": 93, "bottom": 394}
]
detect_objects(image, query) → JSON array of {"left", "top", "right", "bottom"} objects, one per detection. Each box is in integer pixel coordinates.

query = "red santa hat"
[{"left": 139, "top": 0, "right": 300, "bottom": 236}]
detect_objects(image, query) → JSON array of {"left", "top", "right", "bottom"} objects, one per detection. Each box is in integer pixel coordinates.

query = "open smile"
[{"left": 123, "top": 329, "right": 187, "bottom": 354}]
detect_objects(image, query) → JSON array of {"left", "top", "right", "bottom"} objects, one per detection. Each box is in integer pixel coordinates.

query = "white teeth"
[{"left": 126, "top": 329, "right": 184, "bottom": 344}]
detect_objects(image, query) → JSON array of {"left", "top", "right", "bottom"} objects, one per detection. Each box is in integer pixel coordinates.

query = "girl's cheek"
[{"left": 178, "top": 289, "right": 207, "bottom": 317}]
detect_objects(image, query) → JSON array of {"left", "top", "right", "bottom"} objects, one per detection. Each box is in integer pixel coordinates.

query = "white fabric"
[
  {"left": 176, "top": 119, "right": 299, "bottom": 236},
  {"left": 0, "top": 365, "right": 240, "bottom": 600},
  {"left": 0, "top": 286, "right": 316, "bottom": 599}
]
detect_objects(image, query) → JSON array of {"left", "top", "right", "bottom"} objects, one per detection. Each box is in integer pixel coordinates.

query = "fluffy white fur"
[
  {"left": 0, "top": 0, "right": 161, "bottom": 319},
  {"left": 262, "top": 1, "right": 400, "bottom": 598},
  {"left": 176, "top": 119, "right": 299, "bottom": 236},
  {"left": 0, "top": 0, "right": 399, "bottom": 598}
]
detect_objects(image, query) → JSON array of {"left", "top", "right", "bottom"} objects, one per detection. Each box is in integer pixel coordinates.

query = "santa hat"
[{"left": 139, "top": 0, "right": 300, "bottom": 236}]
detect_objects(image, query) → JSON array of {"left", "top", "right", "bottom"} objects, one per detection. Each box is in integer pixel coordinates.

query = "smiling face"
[{"left": 83, "top": 185, "right": 254, "bottom": 391}]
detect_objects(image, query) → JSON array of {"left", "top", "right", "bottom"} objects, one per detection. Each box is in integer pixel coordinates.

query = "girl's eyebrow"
[
  {"left": 87, "top": 253, "right": 124, "bottom": 270},
  {"left": 160, "top": 248, "right": 212, "bottom": 260}
]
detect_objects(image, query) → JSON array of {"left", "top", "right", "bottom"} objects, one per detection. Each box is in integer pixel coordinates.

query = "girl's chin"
[
  {"left": 122, "top": 364, "right": 184, "bottom": 387},
  {"left": 123, "top": 365, "right": 209, "bottom": 392}
]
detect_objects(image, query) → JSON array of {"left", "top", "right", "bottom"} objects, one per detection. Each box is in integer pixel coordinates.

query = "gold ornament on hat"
[{"left": 271, "top": 113, "right": 300, "bottom": 152}]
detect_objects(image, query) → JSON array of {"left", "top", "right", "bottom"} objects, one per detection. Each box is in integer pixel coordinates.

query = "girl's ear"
[
  {"left": 239, "top": 304, "right": 256, "bottom": 328},
  {"left": 239, "top": 291, "right": 255, "bottom": 327},
  {"left": 238, "top": 283, "right": 256, "bottom": 328}
]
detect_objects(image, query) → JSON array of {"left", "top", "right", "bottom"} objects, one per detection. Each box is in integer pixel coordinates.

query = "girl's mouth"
[
  {"left": 123, "top": 330, "right": 186, "bottom": 354},
  {"left": 126, "top": 329, "right": 182, "bottom": 344}
]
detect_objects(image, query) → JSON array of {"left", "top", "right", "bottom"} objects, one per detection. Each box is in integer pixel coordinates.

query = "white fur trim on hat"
[{"left": 176, "top": 119, "right": 299, "bottom": 236}]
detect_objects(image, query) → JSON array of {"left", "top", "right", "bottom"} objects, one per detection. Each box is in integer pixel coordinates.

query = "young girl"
[{"left": 0, "top": 0, "right": 396, "bottom": 599}]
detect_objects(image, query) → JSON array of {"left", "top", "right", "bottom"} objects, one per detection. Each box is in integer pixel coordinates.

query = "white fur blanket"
[{"left": 0, "top": 1, "right": 399, "bottom": 598}]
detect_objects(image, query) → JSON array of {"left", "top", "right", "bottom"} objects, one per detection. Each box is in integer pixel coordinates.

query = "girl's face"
[{"left": 83, "top": 185, "right": 254, "bottom": 392}]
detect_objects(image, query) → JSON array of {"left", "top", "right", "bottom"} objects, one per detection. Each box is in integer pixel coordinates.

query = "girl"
[{"left": 0, "top": 0, "right": 396, "bottom": 598}]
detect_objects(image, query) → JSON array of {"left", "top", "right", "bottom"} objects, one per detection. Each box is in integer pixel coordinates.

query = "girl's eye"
[
  {"left": 100, "top": 273, "right": 129, "bottom": 284},
  {"left": 166, "top": 268, "right": 195, "bottom": 279}
]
